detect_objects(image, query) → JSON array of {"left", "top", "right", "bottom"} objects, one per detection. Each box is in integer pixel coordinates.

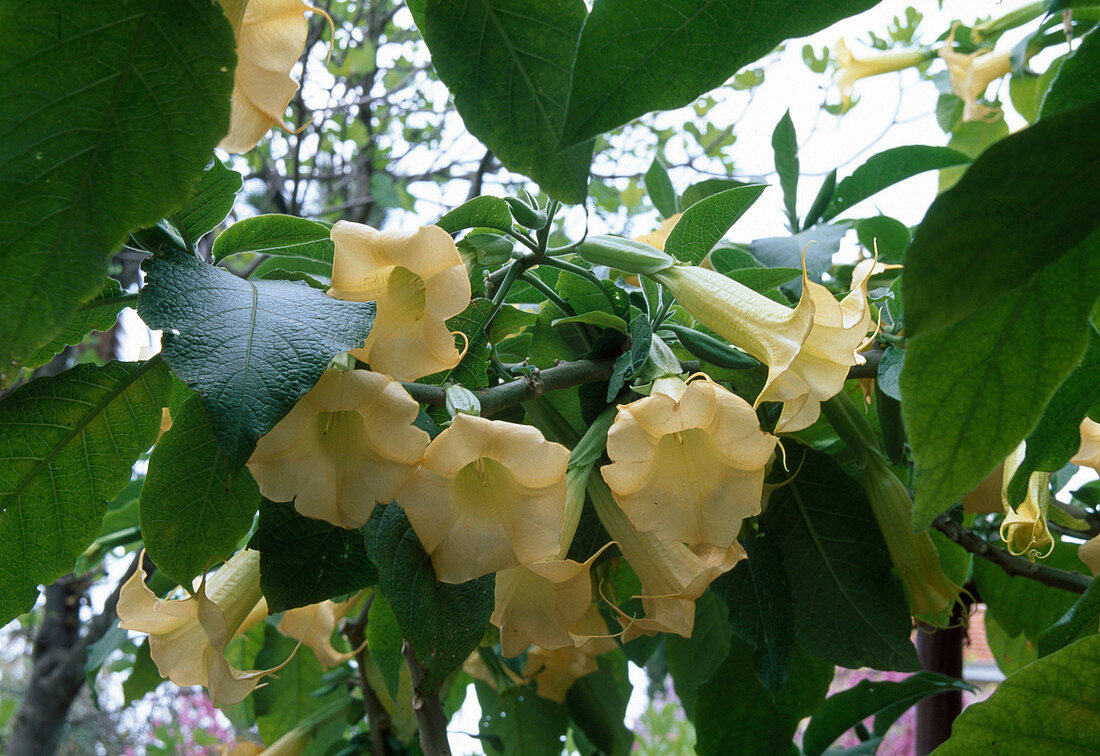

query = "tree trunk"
[{"left": 915, "top": 603, "right": 967, "bottom": 755}]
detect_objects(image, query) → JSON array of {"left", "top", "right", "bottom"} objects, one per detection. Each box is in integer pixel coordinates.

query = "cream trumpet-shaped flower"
[
  {"left": 1000, "top": 444, "right": 1054, "bottom": 559},
  {"left": 601, "top": 376, "right": 776, "bottom": 548},
  {"left": 276, "top": 594, "right": 362, "bottom": 668},
  {"left": 117, "top": 549, "right": 284, "bottom": 707},
  {"left": 216, "top": 0, "right": 313, "bottom": 154},
  {"left": 328, "top": 222, "right": 471, "bottom": 381},
  {"left": 834, "top": 38, "right": 931, "bottom": 112},
  {"left": 247, "top": 369, "right": 429, "bottom": 529},
  {"left": 396, "top": 414, "right": 570, "bottom": 583},
  {"left": 651, "top": 260, "right": 877, "bottom": 433},
  {"left": 588, "top": 476, "right": 744, "bottom": 641},
  {"left": 1071, "top": 418, "right": 1100, "bottom": 474},
  {"left": 522, "top": 610, "right": 619, "bottom": 703},
  {"left": 938, "top": 28, "right": 1019, "bottom": 122},
  {"left": 1079, "top": 535, "right": 1100, "bottom": 576}
]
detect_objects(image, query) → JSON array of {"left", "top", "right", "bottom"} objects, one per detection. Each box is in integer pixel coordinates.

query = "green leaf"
[
  {"left": 803, "top": 672, "right": 975, "bottom": 756},
  {"left": 367, "top": 591, "right": 405, "bottom": 699},
  {"left": 421, "top": 298, "right": 495, "bottom": 389},
  {"left": 665, "top": 185, "right": 766, "bottom": 266},
  {"left": 212, "top": 214, "right": 334, "bottom": 268},
  {"left": 905, "top": 100, "right": 1100, "bottom": 337},
  {"left": 436, "top": 196, "right": 515, "bottom": 234},
  {"left": 0, "top": 360, "right": 170, "bottom": 623},
  {"left": 694, "top": 640, "right": 833, "bottom": 755},
  {"left": 174, "top": 161, "right": 242, "bottom": 245},
  {"left": 0, "top": 0, "right": 234, "bottom": 379},
  {"left": 714, "top": 529, "right": 795, "bottom": 692},
  {"left": 772, "top": 111, "right": 800, "bottom": 231},
  {"left": 1037, "top": 577, "right": 1100, "bottom": 658},
  {"left": 122, "top": 640, "right": 163, "bottom": 705},
  {"left": 1040, "top": 29, "right": 1100, "bottom": 119},
  {"left": 475, "top": 681, "right": 569, "bottom": 755},
  {"left": 759, "top": 446, "right": 920, "bottom": 671},
  {"left": 937, "top": 117, "right": 1009, "bottom": 193},
  {"left": 254, "top": 628, "right": 344, "bottom": 746},
  {"left": 249, "top": 499, "right": 377, "bottom": 613},
  {"left": 932, "top": 635, "right": 1100, "bottom": 755},
  {"left": 606, "top": 315, "right": 651, "bottom": 401},
  {"left": 902, "top": 237, "right": 1100, "bottom": 526},
  {"left": 645, "top": 155, "right": 678, "bottom": 218},
  {"left": 559, "top": 0, "right": 877, "bottom": 146},
  {"left": 140, "top": 394, "right": 260, "bottom": 585},
  {"left": 553, "top": 311, "right": 628, "bottom": 333},
  {"left": 417, "top": 0, "right": 593, "bottom": 203},
  {"left": 984, "top": 612, "right": 1036, "bottom": 677},
  {"left": 802, "top": 169, "right": 837, "bottom": 232},
  {"left": 364, "top": 503, "right": 494, "bottom": 696},
  {"left": 22, "top": 279, "right": 127, "bottom": 374},
  {"left": 565, "top": 653, "right": 634, "bottom": 756},
  {"left": 821, "top": 146, "right": 971, "bottom": 222},
  {"left": 137, "top": 252, "right": 376, "bottom": 469},
  {"left": 726, "top": 267, "right": 802, "bottom": 294},
  {"left": 855, "top": 216, "right": 910, "bottom": 265},
  {"left": 681, "top": 178, "right": 752, "bottom": 210},
  {"left": 1008, "top": 327, "right": 1100, "bottom": 505},
  {"left": 749, "top": 224, "right": 849, "bottom": 284},
  {"left": 665, "top": 591, "right": 731, "bottom": 718}
]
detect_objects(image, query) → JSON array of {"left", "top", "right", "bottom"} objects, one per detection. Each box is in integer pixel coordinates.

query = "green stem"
[
  {"left": 520, "top": 272, "right": 575, "bottom": 316},
  {"left": 77, "top": 292, "right": 140, "bottom": 312},
  {"left": 490, "top": 260, "right": 521, "bottom": 309},
  {"left": 539, "top": 257, "right": 620, "bottom": 315}
]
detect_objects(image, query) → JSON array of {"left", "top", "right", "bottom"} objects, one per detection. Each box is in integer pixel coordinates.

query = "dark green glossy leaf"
[
  {"left": 559, "top": 0, "right": 877, "bottom": 146},
  {"left": 606, "top": 315, "right": 651, "bottom": 401},
  {"left": 665, "top": 185, "right": 766, "bottom": 266},
  {"left": 122, "top": 640, "right": 163, "bottom": 705},
  {"left": 772, "top": 111, "right": 799, "bottom": 230},
  {"left": 665, "top": 590, "right": 730, "bottom": 718},
  {"left": 905, "top": 100, "right": 1100, "bottom": 337},
  {"left": 138, "top": 252, "right": 376, "bottom": 469},
  {"left": 1037, "top": 577, "right": 1100, "bottom": 658},
  {"left": 0, "top": 0, "right": 234, "bottom": 378},
  {"left": 1040, "top": 28, "right": 1100, "bottom": 118},
  {"left": 174, "top": 161, "right": 242, "bottom": 245},
  {"left": 802, "top": 169, "right": 837, "bottom": 232},
  {"left": 855, "top": 216, "right": 910, "bottom": 264},
  {"left": 365, "top": 503, "right": 493, "bottom": 696},
  {"left": 212, "top": 214, "right": 334, "bottom": 268},
  {"left": 417, "top": 0, "right": 593, "bottom": 203},
  {"left": 759, "top": 446, "right": 919, "bottom": 671},
  {"left": 681, "top": 178, "right": 752, "bottom": 210},
  {"left": 249, "top": 499, "right": 377, "bottom": 613},
  {"left": 0, "top": 360, "right": 170, "bottom": 623},
  {"left": 140, "top": 394, "right": 260, "bottom": 585},
  {"left": 437, "top": 196, "right": 515, "bottom": 235},
  {"left": 645, "top": 155, "right": 678, "bottom": 218},
  {"left": 22, "top": 279, "right": 126, "bottom": 373},
  {"left": 903, "top": 237, "right": 1100, "bottom": 526},
  {"left": 475, "top": 681, "right": 569, "bottom": 755},
  {"left": 821, "top": 146, "right": 971, "bottom": 222},
  {"left": 253, "top": 628, "right": 344, "bottom": 746}
]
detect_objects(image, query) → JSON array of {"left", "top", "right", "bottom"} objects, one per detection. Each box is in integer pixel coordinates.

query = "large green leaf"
[
  {"left": 0, "top": 360, "right": 170, "bottom": 623},
  {"left": 759, "top": 446, "right": 920, "bottom": 671},
  {"left": 140, "top": 394, "right": 260, "bottom": 586},
  {"left": 664, "top": 185, "right": 766, "bottom": 266},
  {"left": 0, "top": 0, "right": 234, "bottom": 378},
  {"left": 565, "top": 653, "right": 634, "bottom": 756},
  {"left": 475, "top": 681, "right": 569, "bottom": 755},
  {"left": 694, "top": 640, "right": 833, "bottom": 756},
  {"left": 904, "top": 100, "right": 1100, "bottom": 337},
  {"left": 367, "top": 591, "right": 405, "bottom": 699},
  {"left": 173, "top": 160, "right": 242, "bottom": 245},
  {"left": 820, "top": 146, "right": 971, "bottom": 222},
  {"left": 137, "top": 252, "right": 376, "bottom": 469},
  {"left": 436, "top": 196, "right": 515, "bottom": 235},
  {"left": 253, "top": 628, "right": 345, "bottom": 747},
  {"left": 211, "top": 215, "right": 334, "bottom": 269},
  {"left": 902, "top": 238, "right": 1100, "bottom": 526},
  {"left": 249, "top": 499, "right": 378, "bottom": 613},
  {"left": 932, "top": 635, "right": 1100, "bottom": 755},
  {"left": 1040, "top": 28, "right": 1100, "bottom": 119},
  {"left": 22, "top": 279, "right": 127, "bottom": 374},
  {"left": 974, "top": 546, "right": 1089, "bottom": 642},
  {"left": 416, "top": 0, "right": 593, "bottom": 203},
  {"left": 364, "top": 503, "right": 494, "bottom": 696},
  {"left": 559, "top": 0, "right": 877, "bottom": 146},
  {"left": 665, "top": 591, "right": 731, "bottom": 718}
]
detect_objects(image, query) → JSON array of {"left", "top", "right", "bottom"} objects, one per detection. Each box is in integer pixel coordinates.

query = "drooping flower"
[
  {"left": 999, "top": 444, "right": 1054, "bottom": 559},
  {"left": 601, "top": 377, "right": 776, "bottom": 547},
  {"left": 216, "top": 0, "right": 313, "bottom": 154},
  {"left": 396, "top": 414, "right": 570, "bottom": 583},
  {"left": 117, "top": 549, "right": 285, "bottom": 707},
  {"left": 247, "top": 369, "right": 430, "bottom": 529},
  {"left": 1079, "top": 535, "right": 1100, "bottom": 576},
  {"left": 521, "top": 610, "right": 618, "bottom": 703},
  {"left": 328, "top": 222, "right": 471, "bottom": 381},
  {"left": 1071, "top": 418, "right": 1100, "bottom": 474},
  {"left": 833, "top": 38, "right": 931, "bottom": 112},
  {"left": 275, "top": 594, "right": 362, "bottom": 668},
  {"left": 938, "top": 28, "right": 1017, "bottom": 122}
]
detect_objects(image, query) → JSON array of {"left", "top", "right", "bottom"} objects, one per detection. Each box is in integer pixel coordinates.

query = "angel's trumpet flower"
[
  {"left": 1071, "top": 418, "right": 1100, "bottom": 474},
  {"left": 1000, "top": 444, "right": 1054, "bottom": 559},
  {"left": 834, "top": 38, "right": 932, "bottom": 112}
]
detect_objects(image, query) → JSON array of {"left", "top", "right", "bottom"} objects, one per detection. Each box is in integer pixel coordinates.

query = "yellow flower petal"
[
  {"left": 833, "top": 38, "right": 929, "bottom": 112},
  {"left": 1071, "top": 418, "right": 1100, "bottom": 474},
  {"left": 117, "top": 550, "right": 284, "bottom": 707},
  {"left": 397, "top": 414, "right": 570, "bottom": 583},
  {"left": 601, "top": 378, "right": 776, "bottom": 547},
  {"left": 217, "top": 0, "right": 311, "bottom": 154},
  {"left": 248, "top": 369, "right": 430, "bottom": 529},
  {"left": 635, "top": 214, "right": 682, "bottom": 252},
  {"left": 492, "top": 556, "right": 599, "bottom": 658},
  {"left": 999, "top": 444, "right": 1054, "bottom": 559},
  {"left": 275, "top": 596, "right": 359, "bottom": 668},
  {"left": 1079, "top": 535, "right": 1100, "bottom": 576},
  {"left": 328, "top": 222, "right": 471, "bottom": 381},
  {"left": 522, "top": 615, "right": 618, "bottom": 703},
  {"left": 938, "top": 28, "right": 1016, "bottom": 123}
]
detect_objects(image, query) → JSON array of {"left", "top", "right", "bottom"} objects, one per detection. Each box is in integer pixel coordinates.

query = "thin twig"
[
  {"left": 402, "top": 641, "right": 451, "bottom": 756},
  {"left": 343, "top": 593, "right": 392, "bottom": 756}
]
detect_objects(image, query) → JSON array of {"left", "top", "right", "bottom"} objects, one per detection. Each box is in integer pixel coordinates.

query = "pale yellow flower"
[
  {"left": 117, "top": 550, "right": 286, "bottom": 707},
  {"left": 522, "top": 610, "right": 618, "bottom": 703},
  {"left": 962, "top": 463, "right": 1006, "bottom": 515},
  {"left": 938, "top": 28, "right": 1017, "bottom": 122},
  {"left": 492, "top": 555, "right": 598, "bottom": 658},
  {"left": 396, "top": 414, "right": 570, "bottom": 583},
  {"left": 247, "top": 369, "right": 429, "bottom": 529},
  {"left": 218, "top": 728, "right": 307, "bottom": 756},
  {"left": 635, "top": 214, "right": 682, "bottom": 251},
  {"left": 328, "top": 222, "right": 471, "bottom": 381},
  {"left": 275, "top": 595, "right": 361, "bottom": 668},
  {"left": 217, "top": 0, "right": 312, "bottom": 154},
  {"left": 601, "top": 377, "right": 776, "bottom": 547},
  {"left": 1079, "top": 535, "right": 1100, "bottom": 576},
  {"left": 1071, "top": 418, "right": 1100, "bottom": 474},
  {"left": 1000, "top": 444, "right": 1054, "bottom": 559},
  {"left": 833, "top": 38, "right": 930, "bottom": 112}
]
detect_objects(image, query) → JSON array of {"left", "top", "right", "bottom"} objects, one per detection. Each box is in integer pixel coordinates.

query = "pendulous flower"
[
  {"left": 1000, "top": 444, "right": 1054, "bottom": 559},
  {"left": 275, "top": 594, "right": 362, "bottom": 668},
  {"left": 1071, "top": 418, "right": 1100, "bottom": 474},
  {"left": 396, "top": 414, "right": 570, "bottom": 583},
  {"left": 217, "top": 0, "right": 313, "bottom": 154},
  {"left": 247, "top": 369, "right": 430, "bottom": 529},
  {"left": 938, "top": 28, "right": 1019, "bottom": 122},
  {"left": 521, "top": 609, "right": 618, "bottom": 703},
  {"left": 117, "top": 549, "right": 284, "bottom": 707},
  {"left": 328, "top": 222, "right": 471, "bottom": 381},
  {"left": 601, "top": 377, "right": 776, "bottom": 547},
  {"left": 833, "top": 38, "right": 931, "bottom": 112}
]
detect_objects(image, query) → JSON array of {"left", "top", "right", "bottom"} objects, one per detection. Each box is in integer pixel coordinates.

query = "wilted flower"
[
  {"left": 834, "top": 38, "right": 931, "bottom": 112},
  {"left": 397, "top": 414, "right": 570, "bottom": 583},
  {"left": 601, "top": 377, "right": 776, "bottom": 547},
  {"left": 1071, "top": 418, "right": 1100, "bottom": 474},
  {"left": 328, "top": 222, "right": 471, "bottom": 381},
  {"left": 938, "top": 28, "right": 1016, "bottom": 122},
  {"left": 1000, "top": 444, "right": 1054, "bottom": 559},
  {"left": 117, "top": 550, "right": 284, "bottom": 707},
  {"left": 276, "top": 594, "right": 361, "bottom": 668},
  {"left": 247, "top": 369, "right": 430, "bottom": 529},
  {"left": 216, "top": 0, "right": 313, "bottom": 154}
]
